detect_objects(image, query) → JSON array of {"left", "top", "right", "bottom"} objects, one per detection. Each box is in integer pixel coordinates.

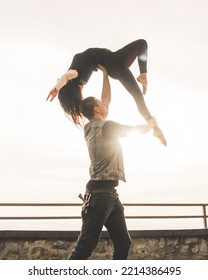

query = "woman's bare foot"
[
  {"left": 153, "top": 126, "right": 167, "bottom": 146},
  {"left": 137, "top": 73, "right": 147, "bottom": 95}
]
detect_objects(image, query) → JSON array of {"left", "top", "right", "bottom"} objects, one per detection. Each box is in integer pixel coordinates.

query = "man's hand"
[
  {"left": 147, "top": 117, "right": 157, "bottom": 128},
  {"left": 46, "top": 87, "right": 59, "bottom": 102},
  {"left": 137, "top": 117, "right": 157, "bottom": 134},
  {"left": 98, "top": 64, "right": 107, "bottom": 73}
]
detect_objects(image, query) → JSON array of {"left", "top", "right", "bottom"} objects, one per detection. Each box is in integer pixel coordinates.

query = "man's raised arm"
[{"left": 98, "top": 65, "right": 111, "bottom": 110}]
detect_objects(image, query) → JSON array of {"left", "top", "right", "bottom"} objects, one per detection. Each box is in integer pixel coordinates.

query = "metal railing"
[{"left": 0, "top": 203, "right": 207, "bottom": 229}]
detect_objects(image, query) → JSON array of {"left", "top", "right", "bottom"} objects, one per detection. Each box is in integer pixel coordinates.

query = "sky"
[{"left": 0, "top": 0, "right": 208, "bottom": 229}]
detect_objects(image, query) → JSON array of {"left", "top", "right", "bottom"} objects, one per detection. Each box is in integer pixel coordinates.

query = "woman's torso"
[{"left": 69, "top": 48, "right": 111, "bottom": 85}]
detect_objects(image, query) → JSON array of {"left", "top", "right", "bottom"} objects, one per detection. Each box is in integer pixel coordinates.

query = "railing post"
[{"left": 202, "top": 206, "right": 207, "bottom": 229}]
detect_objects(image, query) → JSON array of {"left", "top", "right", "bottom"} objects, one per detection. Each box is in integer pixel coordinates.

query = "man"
[{"left": 68, "top": 66, "right": 157, "bottom": 260}]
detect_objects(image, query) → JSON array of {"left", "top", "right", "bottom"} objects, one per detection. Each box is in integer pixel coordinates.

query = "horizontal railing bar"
[
  {"left": 124, "top": 203, "right": 208, "bottom": 207},
  {"left": 0, "top": 203, "right": 206, "bottom": 228},
  {"left": 0, "top": 215, "right": 207, "bottom": 220},
  {"left": 126, "top": 215, "right": 208, "bottom": 219},
  {"left": 0, "top": 203, "right": 207, "bottom": 207},
  {"left": 0, "top": 217, "right": 81, "bottom": 220},
  {"left": 0, "top": 203, "right": 81, "bottom": 207}
]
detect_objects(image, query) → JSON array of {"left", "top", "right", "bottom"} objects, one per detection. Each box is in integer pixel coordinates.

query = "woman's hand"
[
  {"left": 46, "top": 87, "right": 59, "bottom": 102},
  {"left": 46, "top": 70, "right": 78, "bottom": 102}
]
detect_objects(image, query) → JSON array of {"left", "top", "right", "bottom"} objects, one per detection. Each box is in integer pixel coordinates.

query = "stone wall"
[{"left": 0, "top": 230, "right": 208, "bottom": 260}]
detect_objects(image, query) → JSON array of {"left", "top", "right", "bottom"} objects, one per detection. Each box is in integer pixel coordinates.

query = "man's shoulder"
[
  {"left": 102, "top": 120, "right": 120, "bottom": 129},
  {"left": 84, "top": 119, "right": 105, "bottom": 134},
  {"left": 84, "top": 119, "right": 104, "bottom": 128},
  {"left": 84, "top": 119, "right": 120, "bottom": 131}
]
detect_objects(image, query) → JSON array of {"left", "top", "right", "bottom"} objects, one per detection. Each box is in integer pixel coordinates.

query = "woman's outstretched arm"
[{"left": 46, "top": 69, "right": 78, "bottom": 102}]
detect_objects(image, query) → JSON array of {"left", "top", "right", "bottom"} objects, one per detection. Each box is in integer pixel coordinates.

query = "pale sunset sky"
[{"left": 0, "top": 0, "right": 208, "bottom": 229}]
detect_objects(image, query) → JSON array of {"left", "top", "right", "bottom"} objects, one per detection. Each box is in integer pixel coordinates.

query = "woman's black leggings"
[{"left": 103, "top": 39, "right": 152, "bottom": 121}]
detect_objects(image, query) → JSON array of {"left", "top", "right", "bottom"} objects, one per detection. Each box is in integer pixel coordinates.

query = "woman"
[{"left": 47, "top": 39, "right": 167, "bottom": 145}]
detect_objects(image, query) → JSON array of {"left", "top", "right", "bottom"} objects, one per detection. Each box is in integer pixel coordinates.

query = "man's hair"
[{"left": 79, "top": 96, "right": 98, "bottom": 120}]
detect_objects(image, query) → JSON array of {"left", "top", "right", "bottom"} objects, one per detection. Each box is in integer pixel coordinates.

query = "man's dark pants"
[{"left": 68, "top": 192, "right": 131, "bottom": 259}]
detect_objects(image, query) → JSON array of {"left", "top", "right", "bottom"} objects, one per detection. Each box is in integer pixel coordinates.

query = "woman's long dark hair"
[{"left": 58, "top": 82, "right": 84, "bottom": 126}]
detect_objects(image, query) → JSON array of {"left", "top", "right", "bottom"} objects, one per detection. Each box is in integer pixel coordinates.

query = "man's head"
[{"left": 79, "top": 96, "right": 108, "bottom": 120}]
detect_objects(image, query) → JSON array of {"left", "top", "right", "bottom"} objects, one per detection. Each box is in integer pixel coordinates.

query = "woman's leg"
[
  {"left": 103, "top": 40, "right": 167, "bottom": 145},
  {"left": 118, "top": 69, "right": 167, "bottom": 145},
  {"left": 113, "top": 39, "right": 148, "bottom": 73},
  {"left": 106, "top": 39, "right": 148, "bottom": 94},
  {"left": 118, "top": 69, "right": 152, "bottom": 120}
]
